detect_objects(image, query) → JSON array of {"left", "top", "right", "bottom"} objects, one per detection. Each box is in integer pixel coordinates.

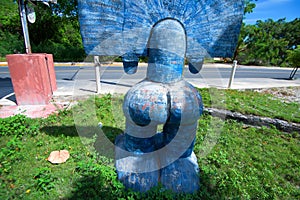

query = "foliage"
[
  {"left": 32, "top": 40, "right": 86, "bottom": 62},
  {"left": 0, "top": 0, "right": 24, "bottom": 57},
  {"left": 33, "top": 167, "right": 56, "bottom": 192},
  {"left": 0, "top": 0, "right": 85, "bottom": 61},
  {"left": 0, "top": 114, "right": 39, "bottom": 137},
  {"left": 0, "top": 91, "right": 299, "bottom": 199},
  {"left": 51, "top": 0, "right": 78, "bottom": 17},
  {"left": 197, "top": 116, "right": 300, "bottom": 199},
  {"left": 0, "top": 0, "right": 20, "bottom": 33},
  {"left": 287, "top": 45, "right": 300, "bottom": 67},
  {"left": 0, "top": 30, "right": 24, "bottom": 57},
  {"left": 0, "top": 0, "right": 299, "bottom": 66},
  {"left": 233, "top": 0, "right": 300, "bottom": 67},
  {"left": 236, "top": 18, "right": 300, "bottom": 67},
  {"left": 243, "top": 0, "right": 257, "bottom": 15},
  {"left": 0, "top": 114, "right": 39, "bottom": 177},
  {"left": 28, "top": 3, "right": 86, "bottom": 61}
]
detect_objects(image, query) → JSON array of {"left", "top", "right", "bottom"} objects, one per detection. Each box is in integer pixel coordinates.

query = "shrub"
[{"left": 287, "top": 45, "right": 300, "bottom": 67}]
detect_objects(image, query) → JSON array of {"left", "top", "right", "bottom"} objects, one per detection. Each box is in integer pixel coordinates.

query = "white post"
[
  {"left": 228, "top": 60, "right": 238, "bottom": 89},
  {"left": 94, "top": 56, "right": 101, "bottom": 93}
]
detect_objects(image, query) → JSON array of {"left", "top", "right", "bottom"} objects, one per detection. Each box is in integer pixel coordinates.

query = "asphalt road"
[
  {"left": 0, "top": 65, "right": 297, "bottom": 80},
  {"left": 0, "top": 64, "right": 299, "bottom": 99}
]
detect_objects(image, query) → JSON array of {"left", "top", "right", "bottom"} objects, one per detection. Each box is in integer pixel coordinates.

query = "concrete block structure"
[{"left": 6, "top": 53, "right": 57, "bottom": 105}]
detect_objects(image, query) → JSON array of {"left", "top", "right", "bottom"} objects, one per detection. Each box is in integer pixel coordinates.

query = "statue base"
[{"left": 115, "top": 133, "right": 200, "bottom": 193}]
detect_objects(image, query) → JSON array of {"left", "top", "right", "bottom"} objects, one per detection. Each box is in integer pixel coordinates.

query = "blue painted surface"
[
  {"left": 115, "top": 19, "right": 204, "bottom": 193},
  {"left": 146, "top": 19, "right": 185, "bottom": 82},
  {"left": 78, "top": 0, "right": 244, "bottom": 74},
  {"left": 160, "top": 152, "right": 200, "bottom": 193},
  {"left": 115, "top": 134, "right": 160, "bottom": 192},
  {"left": 78, "top": 0, "right": 244, "bottom": 194},
  {"left": 122, "top": 52, "right": 139, "bottom": 74}
]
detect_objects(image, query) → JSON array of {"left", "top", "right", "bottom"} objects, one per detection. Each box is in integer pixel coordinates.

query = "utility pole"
[
  {"left": 18, "top": 0, "right": 31, "bottom": 54},
  {"left": 17, "top": 0, "right": 57, "bottom": 54}
]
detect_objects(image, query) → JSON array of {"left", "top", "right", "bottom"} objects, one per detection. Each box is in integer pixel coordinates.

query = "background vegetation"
[
  {"left": 0, "top": 0, "right": 85, "bottom": 62},
  {"left": 0, "top": 0, "right": 299, "bottom": 66}
]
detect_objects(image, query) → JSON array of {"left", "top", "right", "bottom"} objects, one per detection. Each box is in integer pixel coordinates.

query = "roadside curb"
[
  {"left": 0, "top": 62, "right": 148, "bottom": 67},
  {"left": 0, "top": 62, "right": 7, "bottom": 66}
]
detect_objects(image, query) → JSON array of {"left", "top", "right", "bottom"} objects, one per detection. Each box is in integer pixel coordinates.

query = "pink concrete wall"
[{"left": 6, "top": 53, "right": 57, "bottom": 105}]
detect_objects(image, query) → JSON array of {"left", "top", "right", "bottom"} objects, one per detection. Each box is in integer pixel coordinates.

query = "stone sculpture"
[{"left": 78, "top": 0, "right": 244, "bottom": 193}]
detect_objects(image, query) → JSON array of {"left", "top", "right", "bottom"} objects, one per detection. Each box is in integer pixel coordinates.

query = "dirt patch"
[{"left": 253, "top": 87, "right": 300, "bottom": 103}]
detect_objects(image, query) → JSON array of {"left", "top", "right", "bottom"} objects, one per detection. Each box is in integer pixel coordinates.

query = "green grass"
[
  {"left": 0, "top": 91, "right": 299, "bottom": 199},
  {"left": 197, "top": 116, "right": 299, "bottom": 199},
  {"left": 199, "top": 88, "right": 300, "bottom": 123}
]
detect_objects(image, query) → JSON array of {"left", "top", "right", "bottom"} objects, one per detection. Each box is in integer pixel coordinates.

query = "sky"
[{"left": 244, "top": 0, "right": 300, "bottom": 24}]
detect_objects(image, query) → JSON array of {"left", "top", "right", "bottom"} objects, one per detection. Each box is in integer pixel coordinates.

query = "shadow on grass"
[
  {"left": 41, "top": 124, "right": 218, "bottom": 199},
  {"left": 41, "top": 125, "right": 79, "bottom": 137},
  {"left": 40, "top": 125, "right": 126, "bottom": 199},
  {"left": 64, "top": 171, "right": 214, "bottom": 200},
  {"left": 41, "top": 124, "right": 123, "bottom": 159},
  {"left": 65, "top": 173, "right": 125, "bottom": 200},
  {"left": 41, "top": 125, "right": 122, "bottom": 141}
]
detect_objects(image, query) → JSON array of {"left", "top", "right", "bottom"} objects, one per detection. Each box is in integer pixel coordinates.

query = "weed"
[
  {"left": 33, "top": 167, "right": 56, "bottom": 192},
  {"left": 0, "top": 114, "right": 39, "bottom": 137}
]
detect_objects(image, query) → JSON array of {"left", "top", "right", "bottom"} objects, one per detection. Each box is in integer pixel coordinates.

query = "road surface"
[
  {"left": 0, "top": 64, "right": 297, "bottom": 80},
  {"left": 0, "top": 63, "right": 299, "bottom": 99}
]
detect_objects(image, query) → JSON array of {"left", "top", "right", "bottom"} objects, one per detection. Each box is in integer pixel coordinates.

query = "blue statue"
[{"left": 78, "top": 0, "right": 244, "bottom": 193}]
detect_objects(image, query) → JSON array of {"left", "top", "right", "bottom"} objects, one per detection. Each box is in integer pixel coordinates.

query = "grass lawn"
[
  {"left": 0, "top": 89, "right": 299, "bottom": 199},
  {"left": 199, "top": 88, "right": 300, "bottom": 123}
]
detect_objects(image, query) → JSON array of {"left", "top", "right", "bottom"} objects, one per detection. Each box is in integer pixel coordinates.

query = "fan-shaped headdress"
[{"left": 78, "top": 0, "right": 244, "bottom": 73}]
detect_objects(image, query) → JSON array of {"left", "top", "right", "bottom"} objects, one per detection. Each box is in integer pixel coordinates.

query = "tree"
[
  {"left": 232, "top": 0, "right": 257, "bottom": 60},
  {"left": 51, "top": 0, "right": 78, "bottom": 17},
  {"left": 287, "top": 45, "right": 300, "bottom": 67},
  {"left": 282, "top": 18, "right": 300, "bottom": 51},
  {"left": 234, "top": 0, "right": 300, "bottom": 67},
  {"left": 0, "top": 0, "right": 24, "bottom": 56},
  {"left": 0, "top": 0, "right": 20, "bottom": 32},
  {"left": 236, "top": 18, "right": 300, "bottom": 67},
  {"left": 27, "top": 0, "right": 85, "bottom": 61},
  {"left": 243, "top": 0, "right": 257, "bottom": 15},
  {"left": 0, "top": 0, "right": 84, "bottom": 60}
]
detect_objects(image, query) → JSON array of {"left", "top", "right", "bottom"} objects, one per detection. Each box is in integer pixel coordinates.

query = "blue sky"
[{"left": 244, "top": 0, "right": 300, "bottom": 24}]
